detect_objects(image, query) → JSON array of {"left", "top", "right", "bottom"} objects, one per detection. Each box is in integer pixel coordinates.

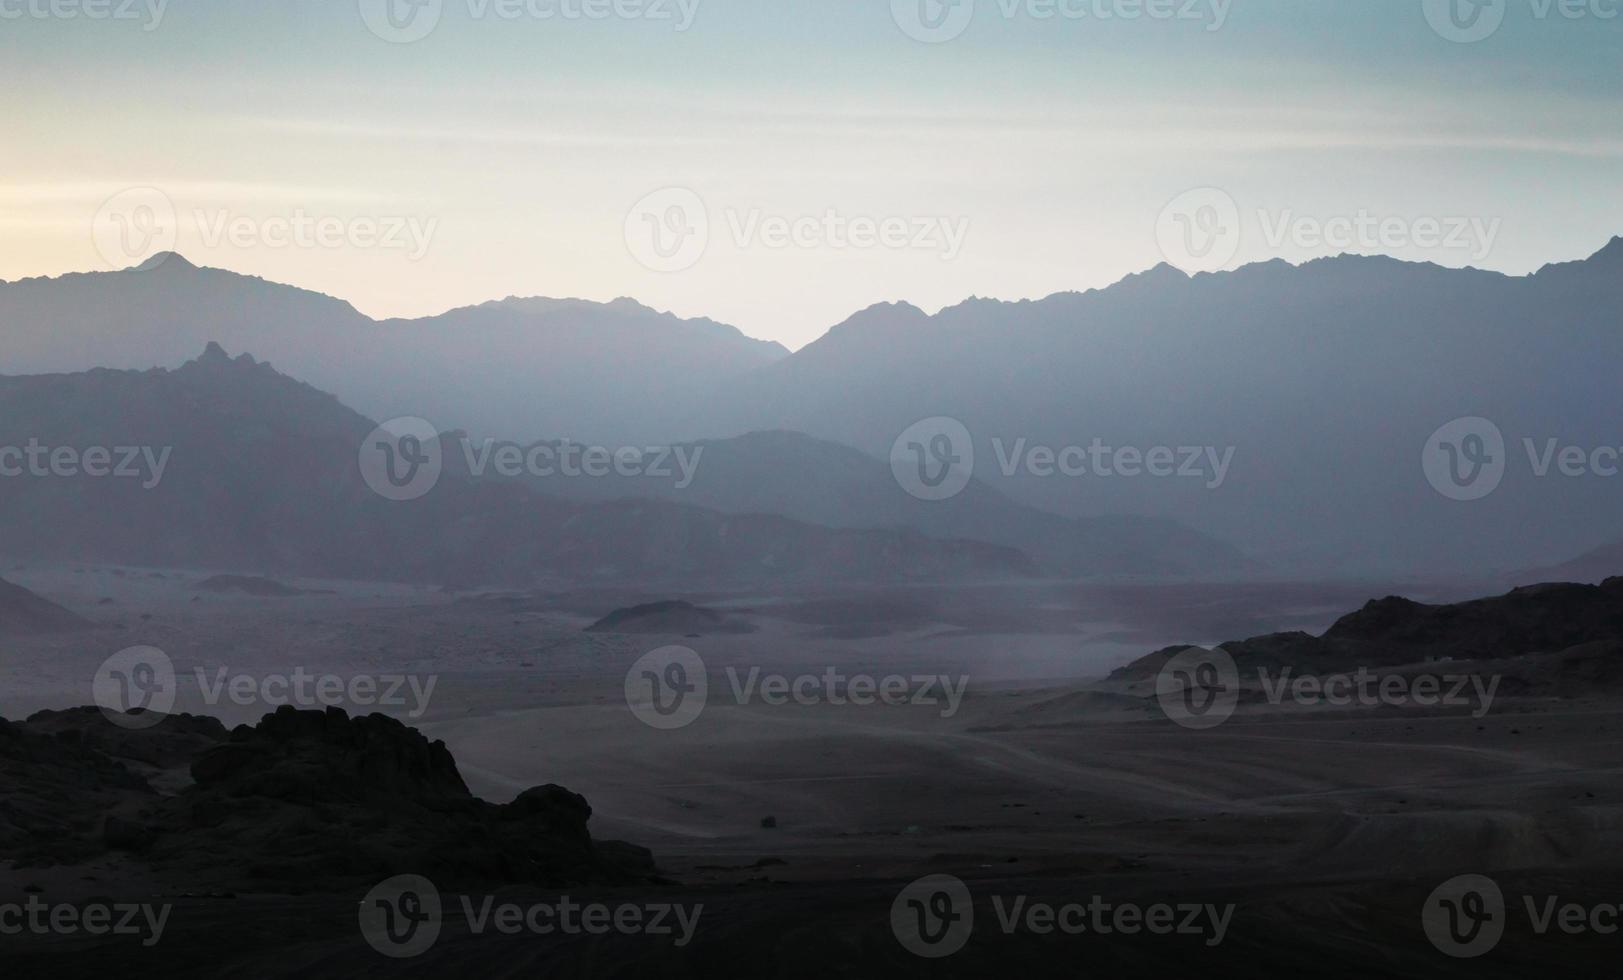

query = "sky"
[{"left": 2, "top": 0, "right": 1620, "bottom": 349}]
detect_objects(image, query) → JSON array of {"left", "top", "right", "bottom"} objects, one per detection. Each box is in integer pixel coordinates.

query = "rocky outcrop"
[
  {"left": 1113, "top": 577, "right": 1623, "bottom": 682},
  {"left": 0, "top": 705, "right": 655, "bottom": 892}
]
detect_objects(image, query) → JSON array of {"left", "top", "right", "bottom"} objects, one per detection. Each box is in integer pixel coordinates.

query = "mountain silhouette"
[
  {"left": 674, "top": 237, "right": 1623, "bottom": 576},
  {"left": 0, "top": 346, "right": 1027, "bottom": 586},
  {"left": 0, "top": 255, "right": 786, "bottom": 445}
]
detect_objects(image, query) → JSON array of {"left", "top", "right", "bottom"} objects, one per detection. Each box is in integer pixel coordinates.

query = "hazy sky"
[{"left": 2, "top": 0, "right": 1620, "bottom": 348}]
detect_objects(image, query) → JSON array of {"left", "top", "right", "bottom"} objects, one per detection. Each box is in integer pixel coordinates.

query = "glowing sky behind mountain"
[{"left": 3, "top": 0, "right": 1620, "bottom": 348}]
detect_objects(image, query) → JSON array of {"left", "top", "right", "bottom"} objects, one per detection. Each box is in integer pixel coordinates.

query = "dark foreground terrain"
[{"left": 3, "top": 576, "right": 1623, "bottom": 977}]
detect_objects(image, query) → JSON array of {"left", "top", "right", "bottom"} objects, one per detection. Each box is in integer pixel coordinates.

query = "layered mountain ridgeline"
[
  {"left": 0, "top": 577, "right": 91, "bottom": 635},
  {"left": 0, "top": 705, "right": 653, "bottom": 890},
  {"left": 673, "top": 238, "right": 1623, "bottom": 577},
  {"left": 0, "top": 345, "right": 1026, "bottom": 587},
  {"left": 0, "top": 254, "right": 785, "bottom": 446},
  {"left": 12, "top": 239, "right": 1623, "bottom": 580},
  {"left": 1113, "top": 578, "right": 1623, "bottom": 694},
  {"left": 461, "top": 430, "right": 1245, "bottom": 578}
]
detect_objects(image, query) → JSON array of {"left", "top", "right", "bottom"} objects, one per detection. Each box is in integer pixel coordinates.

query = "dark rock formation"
[
  {"left": 0, "top": 705, "right": 655, "bottom": 892},
  {"left": 1114, "top": 577, "right": 1623, "bottom": 683}
]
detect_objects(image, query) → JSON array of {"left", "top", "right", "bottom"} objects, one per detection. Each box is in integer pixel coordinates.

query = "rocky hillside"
[
  {"left": 0, "top": 705, "right": 653, "bottom": 890},
  {"left": 1113, "top": 577, "right": 1623, "bottom": 683}
]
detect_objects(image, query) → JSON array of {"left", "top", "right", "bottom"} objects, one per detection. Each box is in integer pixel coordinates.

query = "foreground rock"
[{"left": 0, "top": 705, "right": 654, "bottom": 892}]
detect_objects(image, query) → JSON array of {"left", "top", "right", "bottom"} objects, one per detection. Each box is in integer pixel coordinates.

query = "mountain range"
[
  {"left": 0, "top": 253, "right": 785, "bottom": 446},
  {"left": 0, "top": 345, "right": 1028, "bottom": 587},
  {"left": 5, "top": 238, "right": 1623, "bottom": 579}
]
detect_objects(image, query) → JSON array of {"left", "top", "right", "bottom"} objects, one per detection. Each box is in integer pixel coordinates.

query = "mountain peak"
[
  {"left": 1533, "top": 234, "right": 1623, "bottom": 279},
  {"left": 192, "top": 342, "right": 259, "bottom": 370},
  {"left": 129, "top": 251, "right": 195, "bottom": 273}
]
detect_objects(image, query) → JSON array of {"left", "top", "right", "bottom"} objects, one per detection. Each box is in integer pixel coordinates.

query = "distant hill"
[
  {"left": 0, "top": 578, "right": 88, "bottom": 635},
  {"left": 0, "top": 254, "right": 786, "bottom": 445},
  {"left": 0, "top": 345, "right": 1027, "bottom": 588},
  {"left": 585, "top": 600, "right": 755, "bottom": 635},
  {"left": 476, "top": 430, "right": 1244, "bottom": 578},
  {"left": 1528, "top": 540, "right": 1623, "bottom": 586}
]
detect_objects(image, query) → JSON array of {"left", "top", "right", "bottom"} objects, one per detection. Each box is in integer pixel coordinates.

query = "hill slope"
[{"left": 0, "top": 345, "right": 1026, "bottom": 587}]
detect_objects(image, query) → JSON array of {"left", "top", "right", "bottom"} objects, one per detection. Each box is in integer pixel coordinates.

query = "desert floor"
[{"left": 2, "top": 564, "right": 1619, "bottom": 976}]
